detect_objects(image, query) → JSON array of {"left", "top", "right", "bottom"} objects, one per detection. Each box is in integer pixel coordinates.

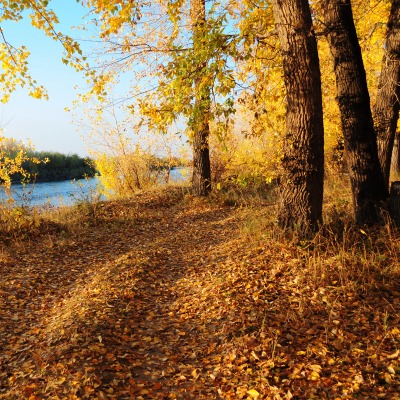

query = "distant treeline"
[
  {"left": 12, "top": 151, "right": 184, "bottom": 183},
  {"left": 20, "top": 152, "right": 96, "bottom": 183}
]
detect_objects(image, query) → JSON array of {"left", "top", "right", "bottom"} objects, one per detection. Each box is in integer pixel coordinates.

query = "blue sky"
[{"left": 1, "top": 0, "right": 90, "bottom": 156}]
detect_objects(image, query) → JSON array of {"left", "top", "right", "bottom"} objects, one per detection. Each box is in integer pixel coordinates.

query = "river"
[{"left": 1, "top": 168, "right": 189, "bottom": 207}]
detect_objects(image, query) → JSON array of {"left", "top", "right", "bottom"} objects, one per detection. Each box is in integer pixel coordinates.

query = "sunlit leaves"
[
  {"left": 0, "top": 135, "right": 43, "bottom": 193},
  {"left": 0, "top": 0, "right": 86, "bottom": 101},
  {"left": 82, "top": 0, "right": 143, "bottom": 37},
  {"left": 75, "top": 1, "right": 243, "bottom": 149},
  {"left": 0, "top": 42, "right": 48, "bottom": 102},
  {"left": 142, "top": 3, "right": 241, "bottom": 139}
]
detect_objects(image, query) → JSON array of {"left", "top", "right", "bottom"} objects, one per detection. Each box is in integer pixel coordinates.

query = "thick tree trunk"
[
  {"left": 191, "top": 0, "right": 212, "bottom": 196},
  {"left": 375, "top": 0, "right": 400, "bottom": 189},
  {"left": 272, "top": 0, "right": 324, "bottom": 232},
  {"left": 324, "top": 0, "right": 388, "bottom": 225}
]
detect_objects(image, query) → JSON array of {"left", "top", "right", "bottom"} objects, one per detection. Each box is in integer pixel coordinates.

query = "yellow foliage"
[
  {"left": 0, "top": 0, "right": 85, "bottom": 102},
  {"left": 210, "top": 105, "right": 282, "bottom": 185},
  {"left": 75, "top": 0, "right": 396, "bottom": 189},
  {"left": 0, "top": 136, "right": 41, "bottom": 193},
  {"left": 95, "top": 149, "right": 156, "bottom": 199},
  {"left": 0, "top": 135, "right": 44, "bottom": 236}
]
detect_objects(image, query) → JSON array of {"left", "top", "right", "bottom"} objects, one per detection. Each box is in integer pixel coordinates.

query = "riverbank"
[
  {"left": 0, "top": 186, "right": 399, "bottom": 398},
  {"left": 2, "top": 168, "right": 189, "bottom": 207}
]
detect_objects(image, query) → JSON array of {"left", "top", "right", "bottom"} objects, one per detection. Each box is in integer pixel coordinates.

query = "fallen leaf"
[
  {"left": 247, "top": 388, "right": 260, "bottom": 398},
  {"left": 387, "top": 350, "right": 399, "bottom": 359}
]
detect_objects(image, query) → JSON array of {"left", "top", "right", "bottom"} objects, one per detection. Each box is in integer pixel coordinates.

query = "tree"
[
  {"left": 76, "top": 1, "right": 240, "bottom": 198},
  {"left": 323, "top": 0, "right": 388, "bottom": 225},
  {"left": 190, "top": 0, "right": 212, "bottom": 196},
  {"left": 271, "top": 0, "right": 324, "bottom": 231},
  {"left": 374, "top": 0, "right": 400, "bottom": 189}
]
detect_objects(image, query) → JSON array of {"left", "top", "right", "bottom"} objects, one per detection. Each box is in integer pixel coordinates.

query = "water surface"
[{"left": 1, "top": 168, "right": 189, "bottom": 207}]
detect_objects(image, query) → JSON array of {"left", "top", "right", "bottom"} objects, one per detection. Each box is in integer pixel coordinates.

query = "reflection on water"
[{"left": 0, "top": 168, "right": 189, "bottom": 207}]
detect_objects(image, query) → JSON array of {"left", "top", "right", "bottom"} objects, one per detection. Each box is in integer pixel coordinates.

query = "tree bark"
[
  {"left": 324, "top": 0, "right": 388, "bottom": 225},
  {"left": 375, "top": 0, "right": 400, "bottom": 189},
  {"left": 190, "top": 0, "right": 212, "bottom": 196},
  {"left": 272, "top": 0, "right": 324, "bottom": 232},
  {"left": 391, "top": 132, "right": 400, "bottom": 175}
]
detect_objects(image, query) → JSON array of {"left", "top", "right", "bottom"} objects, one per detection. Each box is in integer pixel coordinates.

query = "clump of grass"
[
  {"left": 299, "top": 222, "right": 399, "bottom": 296},
  {"left": 61, "top": 177, "right": 104, "bottom": 226},
  {"left": 0, "top": 200, "right": 42, "bottom": 241},
  {"left": 140, "top": 184, "right": 189, "bottom": 208},
  {"left": 213, "top": 179, "right": 279, "bottom": 207},
  {"left": 238, "top": 207, "right": 278, "bottom": 243}
]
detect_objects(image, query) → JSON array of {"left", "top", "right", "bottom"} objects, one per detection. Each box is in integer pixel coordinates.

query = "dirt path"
[
  {"left": 0, "top": 192, "right": 244, "bottom": 399},
  {"left": 1, "top": 190, "right": 399, "bottom": 399}
]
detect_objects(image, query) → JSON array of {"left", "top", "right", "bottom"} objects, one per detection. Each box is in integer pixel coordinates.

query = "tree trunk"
[
  {"left": 391, "top": 132, "right": 400, "bottom": 175},
  {"left": 324, "top": 0, "right": 388, "bottom": 225},
  {"left": 190, "top": 0, "right": 212, "bottom": 196},
  {"left": 375, "top": 0, "right": 400, "bottom": 189},
  {"left": 272, "top": 0, "right": 324, "bottom": 232}
]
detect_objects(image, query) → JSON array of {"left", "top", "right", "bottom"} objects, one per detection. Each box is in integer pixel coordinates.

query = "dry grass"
[{"left": 233, "top": 173, "right": 400, "bottom": 295}]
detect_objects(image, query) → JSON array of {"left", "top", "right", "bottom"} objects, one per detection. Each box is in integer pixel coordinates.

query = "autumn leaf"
[{"left": 247, "top": 388, "right": 260, "bottom": 398}]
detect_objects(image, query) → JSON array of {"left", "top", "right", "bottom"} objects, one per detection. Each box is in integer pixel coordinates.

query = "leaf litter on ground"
[{"left": 0, "top": 186, "right": 399, "bottom": 399}]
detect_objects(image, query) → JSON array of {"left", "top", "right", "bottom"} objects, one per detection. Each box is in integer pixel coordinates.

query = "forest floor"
[{"left": 0, "top": 185, "right": 399, "bottom": 399}]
